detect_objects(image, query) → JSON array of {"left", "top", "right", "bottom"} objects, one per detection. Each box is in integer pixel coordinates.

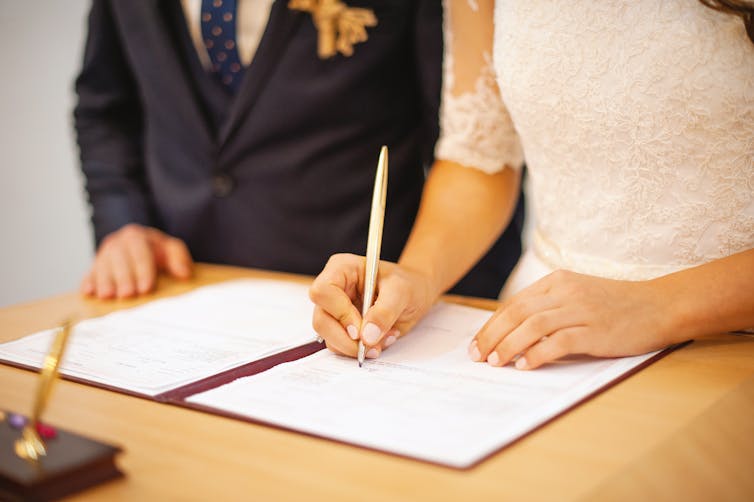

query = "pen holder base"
[{"left": 0, "top": 411, "right": 123, "bottom": 502}]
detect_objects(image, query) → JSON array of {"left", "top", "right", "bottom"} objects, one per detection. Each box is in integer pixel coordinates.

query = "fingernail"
[
  {"left": 487, "top": 352, "right": 500, "bottom": 366},
  {"left": 515, "top": 357, "right": 528, "bottom": 370},
  {"left": 468, "top": 341, "right": 481, "bottom": 361},
  {"left": 138, "top": 280, "right": 151, "bottom": 292},
  {"left": 366, "top": 348, "right": 380, "bottom": 359},
  {"left": 346, "top": 325, "right": 359, "bottom": 340},
  {"left": 361, "top": 323, "right": 382, "bottom": 345},
  {"left": 118, "top": 286, "right": 134, "bottom": 298},
  {"left": 384, "top": 335, "right": 397, "bottom": 347}
]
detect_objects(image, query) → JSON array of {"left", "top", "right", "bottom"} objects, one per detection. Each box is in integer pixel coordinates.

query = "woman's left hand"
[{"left": 469, "top": 270, "right": 674, "bottom": 370}]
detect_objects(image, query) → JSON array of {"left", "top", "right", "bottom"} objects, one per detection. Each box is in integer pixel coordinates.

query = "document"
[
  {"left": 0, "top": 280, "right": 318, "bottom": 396},
  {"left": 0, "top": 280, "right": 664, "bottom": 467},
  {"left": 188, "top": 303, "right": 658, "bottom": 468}
]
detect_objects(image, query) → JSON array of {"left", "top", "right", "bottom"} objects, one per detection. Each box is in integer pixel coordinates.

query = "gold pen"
[
  {"left": 15, "top": 319, "right": 73, "bottom": 461},
  {"left": 358, "top": 146, "right": 388, "bottom": 367}
]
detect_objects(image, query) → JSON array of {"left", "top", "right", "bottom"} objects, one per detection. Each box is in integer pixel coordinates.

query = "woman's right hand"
[{"left": 309, "top": 253, "right": 439, "bottom": 359}]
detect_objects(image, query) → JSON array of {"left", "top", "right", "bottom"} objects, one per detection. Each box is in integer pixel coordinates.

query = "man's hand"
[{"left": 81, "top": 224, "right": 193, "bottom": 299}]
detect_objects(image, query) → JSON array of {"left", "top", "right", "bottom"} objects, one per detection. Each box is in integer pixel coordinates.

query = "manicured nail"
[
  {"left": 487, "top": 352, "right": 500, "bottom": 366},
  {"left": 361, "top": 323, "right": 382, "bottom": 345},
  {"left": 515, "top": 357, "right": 528, "bottom": 370},
  {"left": 468, "top": 341, "right": 481, "bottom": 361},
  {"left": 346, "top": 325, "right": 359, "bottom": 340},
  {"left": 366, "top": 348, "right": 380, "bottom": 359},
  {"left": 384, "top": 335, "right": 397, "bottom": 347}
]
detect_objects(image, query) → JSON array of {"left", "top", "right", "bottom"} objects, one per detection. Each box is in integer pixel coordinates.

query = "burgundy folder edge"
[{"left": 0, "top": 340, "right": 689, "bottom": 470}]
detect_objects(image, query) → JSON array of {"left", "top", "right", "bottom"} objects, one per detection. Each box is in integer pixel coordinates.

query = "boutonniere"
[{"left": 288, "top": 0, "right": 378, "bottom": 59}]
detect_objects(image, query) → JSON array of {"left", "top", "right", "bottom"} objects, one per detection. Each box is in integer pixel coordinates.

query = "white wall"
[{"left": 0, "top": 1, "right": 93, "bottom": 307}]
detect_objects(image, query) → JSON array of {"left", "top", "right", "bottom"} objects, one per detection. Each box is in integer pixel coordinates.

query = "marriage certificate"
[
  {"left": 0, "top": 279, "right": 664, "bottom": 467},
  {"left": 187, "top": 302, "right": 660, "bottom": 468}
]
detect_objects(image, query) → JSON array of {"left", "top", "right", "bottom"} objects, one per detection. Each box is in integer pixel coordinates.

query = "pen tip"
[{"left": 358, "top": 361, "right": 363, "bottom": 368}]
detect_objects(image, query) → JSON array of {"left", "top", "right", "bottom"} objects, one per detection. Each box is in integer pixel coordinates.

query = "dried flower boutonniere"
[{"left": 289, "top": 0, "right": 378, "bottom": 59}]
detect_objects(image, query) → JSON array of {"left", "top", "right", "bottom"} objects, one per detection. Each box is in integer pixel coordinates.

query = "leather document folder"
[{"left": 0, "top": 280, "right": 681, "bottom": 469}]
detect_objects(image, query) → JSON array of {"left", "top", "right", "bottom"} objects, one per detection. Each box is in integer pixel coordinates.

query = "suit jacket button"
[{"left": 212, "top": 174, "right": 234, "bottom": 197}]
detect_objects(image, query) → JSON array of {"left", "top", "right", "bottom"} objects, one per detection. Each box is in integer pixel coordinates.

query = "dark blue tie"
[{"left": 201, "top": 0, "right": 245, "bottom": 92}]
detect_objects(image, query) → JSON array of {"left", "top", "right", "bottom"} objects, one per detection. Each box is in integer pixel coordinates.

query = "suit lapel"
[
  {"left": 113, "top": 1, "right": 214, "bottom": 148},
  {"left": 218, "top": 0, "right": 304, "bottom": 147}
]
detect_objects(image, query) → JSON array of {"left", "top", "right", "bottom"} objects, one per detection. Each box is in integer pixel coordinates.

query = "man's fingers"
[
  {"left": 312, "top": 306, "right": 358, "bottom": 358},
  {"left": 83, "top": 224, "right": 187, "bottom": 300},
  {"left": 124, "top": 231, "right": 157, "bottom": 293},
  {"left": 92, "top": 260, "right": 116, "bottom": 300},
  {"left": 101, "top": 245, "right": 137, "bottom": 299},
  {"left": 165, "top": 238, "right": 193, "bottom": 278},
  {"left": 80, "top": 271, "right": 95, "bottom": 296},
  {"left": 151, "top": 231, "right": 192, "bottom": 279}
]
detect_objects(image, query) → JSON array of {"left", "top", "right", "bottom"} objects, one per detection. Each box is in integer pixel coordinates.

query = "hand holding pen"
[{"left": 309, "top": 147, "right": 436, "bottom": 361}]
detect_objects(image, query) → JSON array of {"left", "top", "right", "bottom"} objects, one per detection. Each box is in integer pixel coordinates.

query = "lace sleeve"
[{"left": 435, "top": 0, "right": 523, "bottom": 174}]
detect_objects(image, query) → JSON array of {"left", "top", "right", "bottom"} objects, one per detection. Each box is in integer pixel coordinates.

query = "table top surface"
[{"left": 1, "top": 264, "right": 753, "bottom": 502}]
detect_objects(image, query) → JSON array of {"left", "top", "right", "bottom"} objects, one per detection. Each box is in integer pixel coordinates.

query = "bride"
[{"left": 308, "top": 0, "right": 754, "bottom": 369}]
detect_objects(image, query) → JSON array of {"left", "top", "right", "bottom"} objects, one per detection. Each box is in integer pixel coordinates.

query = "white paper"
[
  {"left": 188, "top": 302, "right": 658, "bottom": 468},
  {"left": 0, "top": 280, "right": 318, "bottom": 396}
]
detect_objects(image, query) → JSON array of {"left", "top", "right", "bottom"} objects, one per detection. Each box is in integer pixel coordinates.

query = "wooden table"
[{"left": 1, "top": 264, "right": 753, "bottom": 501}]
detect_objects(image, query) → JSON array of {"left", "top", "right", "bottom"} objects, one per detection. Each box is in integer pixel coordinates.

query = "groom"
[{"left": 74, "top": 0, "right": 524, "bottom": 299}]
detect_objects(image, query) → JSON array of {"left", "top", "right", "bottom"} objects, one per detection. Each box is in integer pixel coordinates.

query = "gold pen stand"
[{"left": 0, "top": 322, "right": 123, "bottom": 501}]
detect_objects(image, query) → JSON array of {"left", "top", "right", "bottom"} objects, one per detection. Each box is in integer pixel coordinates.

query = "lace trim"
[
  {"left": 435, "top": 0, "right": 523, "bottom": 174},
  {"left": 494, "top": 0, "right": 754, "bottom": 274}
]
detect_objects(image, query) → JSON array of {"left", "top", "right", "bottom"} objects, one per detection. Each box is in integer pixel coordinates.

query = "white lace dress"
[{"left": 437, "top": 0, "right": 754, "bottom": 298}]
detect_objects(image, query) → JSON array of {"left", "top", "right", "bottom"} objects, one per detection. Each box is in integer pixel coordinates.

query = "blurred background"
[
  {"left": 0, "top": 1, "right": 92, "bottom": 307},
  {"left": 0, "top": 2, "right": 535, "bottom": 308}
]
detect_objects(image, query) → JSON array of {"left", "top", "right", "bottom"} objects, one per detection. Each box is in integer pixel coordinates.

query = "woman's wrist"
[
  {"left": 644, "top": 274, "right": 703, "bottom": 345},
  {"left": 398, "top": 257, "right": 445, "bottom": 307}
]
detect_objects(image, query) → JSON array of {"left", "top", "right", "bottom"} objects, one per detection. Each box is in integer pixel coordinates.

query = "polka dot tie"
[{"left": 201, "top": 0, "right": 245, "bottom": 92}]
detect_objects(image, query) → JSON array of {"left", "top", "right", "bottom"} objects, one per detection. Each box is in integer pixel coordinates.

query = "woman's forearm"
[
  {"left": 398, "top": 159, "right": 521, "bottom": 298},
  {"left": 653, "top": 248, "right": 754, "bottom": 342}
]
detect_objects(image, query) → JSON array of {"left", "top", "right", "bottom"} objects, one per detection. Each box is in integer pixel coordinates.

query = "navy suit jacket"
[{"left": 74, "top": 0, "right": 524, "bottom": 298}]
